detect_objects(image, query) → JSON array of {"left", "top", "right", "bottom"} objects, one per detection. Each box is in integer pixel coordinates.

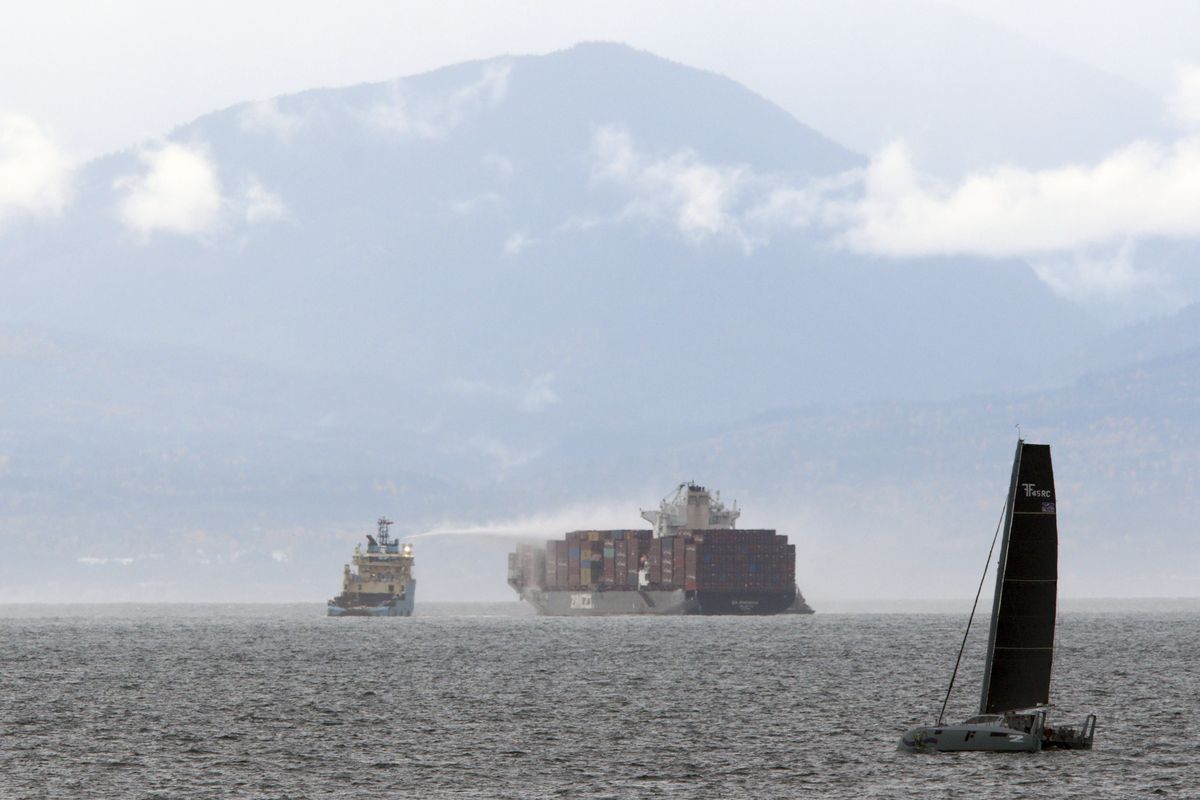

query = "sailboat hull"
[
  {"left": 900, "top": 710, "right": 1095, "bottom": 752},
  {"left": 899, "top": 723, "right": 1040, "bottom": 753}
]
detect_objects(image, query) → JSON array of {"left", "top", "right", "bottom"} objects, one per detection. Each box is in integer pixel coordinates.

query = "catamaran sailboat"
[{"left": 900, "top": 439, "right": 1096, "bottom": 752}]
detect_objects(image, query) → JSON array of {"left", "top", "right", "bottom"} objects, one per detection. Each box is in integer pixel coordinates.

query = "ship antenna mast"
[{"left": 377, "top": 517, "right": 394, "bottom": 547}]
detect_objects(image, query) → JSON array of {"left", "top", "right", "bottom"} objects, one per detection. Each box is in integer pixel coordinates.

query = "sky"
[{"left": 3, "top": 0, "right": 1198, "bottom": 163}]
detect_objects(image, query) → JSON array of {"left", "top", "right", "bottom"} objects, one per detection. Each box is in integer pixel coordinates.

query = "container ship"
[
  {"left": 327, "top": 517, "right": 416, "bottom": 616},
  {"left": 508, "top": 483, "right": 814, "bottom": 616}
]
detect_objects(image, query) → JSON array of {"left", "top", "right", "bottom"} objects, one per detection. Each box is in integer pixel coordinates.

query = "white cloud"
[
  {"left": 115, "top": 142, "right": 223, "bottom": 239},
  {"left": 1027, "top": 241, "right": 1168, "bottom": 306},
  {"left": 242, "top": 177, "right": 287, "bottom": 223},
  {"left": 0, "top": 113, "right": 73, "bottom": 224},
  {"left": 367, "top": 61, "right": 511, "bottom": 139},
  {"left": 240, "top": 98, "right": 305, "bottom": 141},
  {"left": 591, "top": 126, "right": 759, "bottom": 251},
  {"left": 589, "top": 122, "right": 1200, "bottom": 307},
  {"left": 115, "top": 144, "right": 285, "bottom": 238},
  {"left": 843, "top": 139, "right": 1200, "bottom": 260},
  {"left": 1168, "top": 64, "right": 1200, "bottom": 130},
  {"left": 824, "top": 66, "right": 1200, "bottom": 301},
  {"left": 270, "top": 549, "right": 290, "bottom": 563}
]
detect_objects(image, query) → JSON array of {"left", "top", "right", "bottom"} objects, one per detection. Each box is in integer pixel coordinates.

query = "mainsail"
[{"left": 979, "top": 440, "right": 1058, "bottom": 714}]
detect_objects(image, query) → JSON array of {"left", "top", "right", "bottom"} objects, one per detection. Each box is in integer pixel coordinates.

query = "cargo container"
[{"left": 507, "top": 484, "right": 814, "bottom": 615}]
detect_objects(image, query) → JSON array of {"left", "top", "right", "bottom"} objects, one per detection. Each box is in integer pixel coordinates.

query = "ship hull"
[
  {"left": 327, "top": 580, "right": 416, "bottom": 617},
  {"left": 900, "top": 723, "right": 1041, "bottom": 753},
  {"left": 518, "top": 586, "right": 796, "bottom": 616}
]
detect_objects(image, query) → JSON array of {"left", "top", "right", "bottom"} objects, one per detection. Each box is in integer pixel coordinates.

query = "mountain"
[
  {"left": 0, "top": 43, "right": 1191, "bottom": 602},
  {"left": 3, "top": 44, "right": 1097, "bottom": 415}
]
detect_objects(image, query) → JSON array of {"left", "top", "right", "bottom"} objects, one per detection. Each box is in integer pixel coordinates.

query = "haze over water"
[{"left": 2, "top": 602, "right": 1196, "bottom": 798}]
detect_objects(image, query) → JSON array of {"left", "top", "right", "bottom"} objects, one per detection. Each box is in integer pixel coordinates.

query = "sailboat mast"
[{"left": 979, "top": 438, "right": 1024, "bottom": 714}]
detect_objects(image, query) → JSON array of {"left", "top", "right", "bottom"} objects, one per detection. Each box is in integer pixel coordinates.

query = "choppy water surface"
[{"left": 1, "top": 603, "right": 1197, "bottom": 799}]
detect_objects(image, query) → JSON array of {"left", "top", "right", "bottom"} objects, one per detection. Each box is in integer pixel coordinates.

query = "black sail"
[{"left": 979, "top": 441, "right": 1058, "bottom": 714}]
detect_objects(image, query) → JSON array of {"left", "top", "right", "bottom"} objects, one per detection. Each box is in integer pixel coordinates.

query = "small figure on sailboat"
[{"left": 900, "top": 439, "right": 1096, "bottom": 753}]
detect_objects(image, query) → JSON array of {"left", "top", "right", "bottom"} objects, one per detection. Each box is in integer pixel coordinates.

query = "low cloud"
[
  {"left": 448, "top": 373, "right": 560, "bottom": 413},
  {"left": 115, "top": 142, "right": 223, "bottom": 239},
  {"left": 830, "top": 64, "right": 1200, "bottom": 305},
  {"left": 77, "top": 553, "right": 163, "bottom": 566},
  {"left": 115, "top": 143, "right": 288, "bottom": 239},
  {"left": 588, "top": 126, "right": 854, "bottom": 252},
  {"left": 367, "top": 61, "right": 511, "bottom": 139},
  {"left": 844, "top": 138, "right": 1200, "bottom": 259},
  {"left": 241, "top": 177, "right": 287, "bottom": 223},
  {"left": 1168, "top": 64, "right": 1200, "bottom": 130},
  {"left": 0, "top": 113, "right": 73, "bottom": 225},
  {"left": 240, "top": 98, "right": 305, "bottom": 141},
  {"left": 591, "top": 73, "right": 1200, "bottom": 309},
  {"left": 837, "top": 137, "right": 1200, "bottom": 304},
  {"left": 1028, "top": 242, "right": 1165, "bottom": 305},
  {"left": 591, "top": 125, "right": 760, "bottom": 252}
]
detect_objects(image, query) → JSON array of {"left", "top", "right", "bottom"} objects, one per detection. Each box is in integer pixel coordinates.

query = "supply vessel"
[
  {"left": 327, "top": 517, "right": 416, "bottom": 616},
  {"left": 508, "top": 483, "right": 813, "bottom": 615}
]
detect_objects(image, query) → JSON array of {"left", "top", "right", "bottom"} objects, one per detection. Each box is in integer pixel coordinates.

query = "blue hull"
[{"left": 327, "top": 581, "right": 416, "bottom": 617}]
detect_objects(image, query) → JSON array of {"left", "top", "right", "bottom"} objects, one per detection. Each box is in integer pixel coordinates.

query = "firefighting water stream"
[{"left": 2, "top": 602, "right": 1197, "bottom": 798}]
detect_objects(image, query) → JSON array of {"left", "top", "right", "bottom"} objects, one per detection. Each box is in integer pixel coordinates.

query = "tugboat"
[{"left": 327, "top": 518, "right": 416, "bottom": 617}]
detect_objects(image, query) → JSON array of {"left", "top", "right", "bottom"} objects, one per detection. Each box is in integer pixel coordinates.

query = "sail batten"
[{"left": 980, "top": 441, "right": 1058, "bottom": 715}]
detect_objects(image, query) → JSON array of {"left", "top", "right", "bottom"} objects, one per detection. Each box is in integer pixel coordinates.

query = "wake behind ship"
[
  {"left": 327, "top": 518, "right": 416, "bottom": 617},
  {"left": 508, "top": 484, "right": 814, "bottom": 616}
]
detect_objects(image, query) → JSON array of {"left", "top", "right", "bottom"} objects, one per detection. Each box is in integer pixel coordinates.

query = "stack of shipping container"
[
  {"left": 513, "top": 528, "right": 794, "bottom": 594},
  {"left": 535, "top": 530, "right": 651, "bottom": 590},
  {"left": 691, "top": 529, "right": 794, "bottom": 592}
]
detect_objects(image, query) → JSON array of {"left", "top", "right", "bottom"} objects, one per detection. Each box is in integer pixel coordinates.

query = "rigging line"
[{"left": 937, "top": 500, "right": 1008, "bottom": 725}]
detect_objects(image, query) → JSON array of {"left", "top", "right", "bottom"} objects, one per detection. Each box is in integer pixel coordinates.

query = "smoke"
[{"left": 403, "top": 499, "right": 645, "bottom": 543}]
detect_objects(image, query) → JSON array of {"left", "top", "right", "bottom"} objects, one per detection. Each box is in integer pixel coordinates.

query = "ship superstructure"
[
  {"left": 508, "top": 483, "right": 813, "bottom": 615},
  {"left": 327, "top": 517, "right": 416, "bottom": 617}
]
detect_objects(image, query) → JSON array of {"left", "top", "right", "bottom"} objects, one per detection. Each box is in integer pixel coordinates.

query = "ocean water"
[{"left": 1, "top": 603, "right": 1197, "bottom": 799}]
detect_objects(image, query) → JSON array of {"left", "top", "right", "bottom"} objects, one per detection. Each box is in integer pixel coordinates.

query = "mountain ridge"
[{"left": 0, "top": 41, "right": 1193, "bottom": 601}]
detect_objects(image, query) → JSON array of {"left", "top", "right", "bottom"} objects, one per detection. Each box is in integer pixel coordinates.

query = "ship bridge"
[{"left": 640, "top": 483, "right": 739, "bottom": 537}]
